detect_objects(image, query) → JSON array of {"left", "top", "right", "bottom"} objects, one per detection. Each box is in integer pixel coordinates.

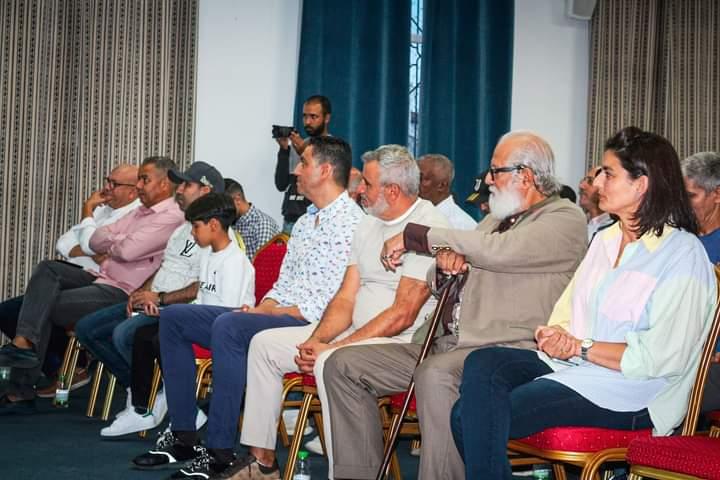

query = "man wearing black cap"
[
  {"left": 74, "top": 161, "right": 225, "bottom": 436},
  {"left": 466, "top": 170, "right": 492, "bottom": 219}
]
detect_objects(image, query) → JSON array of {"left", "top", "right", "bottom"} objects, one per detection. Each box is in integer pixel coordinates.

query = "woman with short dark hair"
[{"left": 450, "top": 127, "right": 716, "bottom": 479}]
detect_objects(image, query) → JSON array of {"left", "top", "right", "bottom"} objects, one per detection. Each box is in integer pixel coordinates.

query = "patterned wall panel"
[
  {"left": 586, "top": 0, "right": 719, "bottom": 167},
  {"left": 0, "top": 0, "right": 197, "bottom": 298}
]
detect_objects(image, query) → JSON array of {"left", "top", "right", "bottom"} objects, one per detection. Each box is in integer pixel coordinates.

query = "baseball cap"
[
  {"left": 168, "top": 161, "right": 225, "bottom": 193},
  {"left": 465, "top": 170, "right": 490, "bottom": 205}
]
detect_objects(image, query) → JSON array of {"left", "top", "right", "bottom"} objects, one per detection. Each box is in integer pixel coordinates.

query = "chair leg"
[
  {"left": 101, "top": 373, "right": 117, "bottom": 421},
  {"left": 86, "top": 361, "right": 105, "bottom": 417},
  {"left": 283, "top": 392, "right": 314, "bottom": 480},
  {"left": 552, "top": 463, "right": 568, "bottom": 480},
  {"left": 195, "top": 360, "right": 212, "bottom": 400},
  {"left": 139, "top": 362, "right": 162, "bottom": 438},
  {"left": 710, "top": 425, "right": 720, "bottom": 438},
  {"left": 65, "top": 340, "right": 81, "bottom": 398}
]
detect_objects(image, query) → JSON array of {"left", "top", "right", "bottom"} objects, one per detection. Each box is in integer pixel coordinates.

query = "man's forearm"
[
  {"left": 331, "top": 306, "right": 413, "bottom": 348},
  {"left": 310, "top": 297, "right": 354, "bottom": 343},
  {"left": 162, "top": 282, "right": 199, "bottom": 305}
]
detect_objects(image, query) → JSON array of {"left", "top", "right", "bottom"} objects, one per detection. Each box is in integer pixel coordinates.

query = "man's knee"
[
  {"left": 415, "top": 356, "right": 457, "bottom": 392},
  {"left": 322, "top": 348, "right": 358, "bottom": 388}
]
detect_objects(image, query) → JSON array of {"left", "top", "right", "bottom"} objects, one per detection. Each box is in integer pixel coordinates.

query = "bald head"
[
  {"left": 103, "top": 163, "right": 139, "bottom": 209},
  {"left": 418, "top": 154, "right": 454, "bottom": 205}
]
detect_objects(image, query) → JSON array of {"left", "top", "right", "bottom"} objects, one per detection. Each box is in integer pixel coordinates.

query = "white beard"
[{"left": 489, "top": 185, "right": 524, "bottom": 220}]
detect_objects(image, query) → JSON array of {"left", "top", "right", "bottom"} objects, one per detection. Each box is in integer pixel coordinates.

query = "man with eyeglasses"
[
  {"left": 578, "top": 166, "right": 613, "bottom": 242},
  {"left": 321, "top": 131, "right": 588, "bottom": 480},
  {"left": 56, "top": 164, "right": 142, "bottom": 271},
  {"left": 0, "top": 156, "right": 184, "bottom": 414},
  {"left": 0, "top": 164, "right": 141, "bottom": 398}
]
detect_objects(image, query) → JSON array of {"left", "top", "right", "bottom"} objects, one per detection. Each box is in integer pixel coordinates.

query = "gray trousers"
[
  {"left": 323, "top": 335, "right": 473, "bottom": 480},
  {"left": 8, "top": 260, "right": 127, "bottom": 398}
]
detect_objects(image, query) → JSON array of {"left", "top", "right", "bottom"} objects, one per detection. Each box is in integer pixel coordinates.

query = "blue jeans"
[
  {"left": 75, "top": 303, "right": 158, "bottom": 388},
  {"left": 450, "top": 347, "right": 653, "bottom": 479},
  {"left": 159, "top": 304, "right": 307, "bottom": 449}
]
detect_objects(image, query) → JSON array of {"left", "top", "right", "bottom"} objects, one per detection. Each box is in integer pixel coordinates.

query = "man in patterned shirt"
[
  {"left": 225, "top": 179, "right": 280, "bottom": 259},
  {"left": 131, "top": 136, "right": 364, "bottom": 478}
]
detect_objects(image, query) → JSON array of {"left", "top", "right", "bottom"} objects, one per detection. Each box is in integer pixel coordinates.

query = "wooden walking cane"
[{"left": 375, "top": 273, "right": 460, "bottom": 480}]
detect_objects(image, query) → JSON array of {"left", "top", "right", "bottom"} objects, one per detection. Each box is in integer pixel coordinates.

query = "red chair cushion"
[
  {"left": 390, "top": 392, "right": 417, "bottom": 413},
  {"left": 708, "top": 410, "right": 720, "bottom": 422},
  {"left": 283, "top": 372, "right": 302, "bottom": 382},
  {"left": 302, "top": 374, "right": 317, "bottom": 387},
  {"left": 253, "top": 240, "right": 288, "bottom": 305},
  {"left": 517, "top": 427, "right": 652, "bottom": 452},
  {"left": 627, "top": 436, "right": 720, "bottom": 480},
  {"left": 192, "top": 344, "right": 211, "bottom": 359}
]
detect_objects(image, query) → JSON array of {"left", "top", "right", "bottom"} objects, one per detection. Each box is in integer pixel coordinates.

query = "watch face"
[{"left": 581, "top": 338, "right": 594, "bottom": 349}]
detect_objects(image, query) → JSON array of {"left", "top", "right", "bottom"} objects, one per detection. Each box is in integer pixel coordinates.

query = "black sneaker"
[
  {"left": 0, "top": 343, "right": 39, "bottom": 369},
  {"left": 214, "top": 454, "right": 280, "bottom": 480},
  {"left": 168, "top": 445, "right": 221, "bottom": 480},
  {"left": 132, "top": 431, "right": 197, "bottom": 470}
]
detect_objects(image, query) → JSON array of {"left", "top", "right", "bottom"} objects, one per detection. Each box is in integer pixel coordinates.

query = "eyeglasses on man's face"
[
  {"left": 104, "top": 177, "right": 136, "bottom": 190},
  {"left": 488, "top": 164, "right": 528, "bottom": 181}
]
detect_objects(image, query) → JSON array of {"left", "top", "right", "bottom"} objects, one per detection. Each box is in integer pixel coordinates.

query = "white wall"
[
  {"left": 195, "top": 0, "right": 302, "bottom": 225},
  {"left": 511, "top": 0, "right": 590, "bottom": 190}
]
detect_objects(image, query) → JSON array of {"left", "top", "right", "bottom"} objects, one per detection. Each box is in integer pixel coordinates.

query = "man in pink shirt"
[{"left": 0, "top": 156, "right": 184, "bottom": 412}]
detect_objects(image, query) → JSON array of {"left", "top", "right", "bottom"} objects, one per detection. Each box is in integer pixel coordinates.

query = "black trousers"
[{"left": 131, "top": 322, "right": 161, "bottom": 409}]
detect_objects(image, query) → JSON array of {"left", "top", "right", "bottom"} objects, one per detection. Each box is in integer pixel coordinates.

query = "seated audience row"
[{"left": 0, "top": 122, "right": 718, "bottom": 480}]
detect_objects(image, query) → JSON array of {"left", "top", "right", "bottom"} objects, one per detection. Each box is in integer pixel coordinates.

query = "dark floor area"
[{"left": 0, "top": 377, "right": 421, "bottom": 480}]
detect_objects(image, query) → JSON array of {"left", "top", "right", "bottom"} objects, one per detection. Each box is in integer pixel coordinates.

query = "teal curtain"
[
  {"left": 293, "top": 0, "right": 411, "bottom": 164},
  {"left": 419, "top": 0, "right": 514, "bottom": 218}
]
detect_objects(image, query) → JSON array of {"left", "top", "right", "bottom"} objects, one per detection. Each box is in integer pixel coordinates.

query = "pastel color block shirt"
[
  {"left": 265, "top": 191, "right": 364, "bottom": 323},
  {"left": 542, "top": 223, "right": 716, "bottom": 435}
]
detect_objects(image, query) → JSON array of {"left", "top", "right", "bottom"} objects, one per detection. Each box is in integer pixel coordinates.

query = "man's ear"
[{"left": 712, "top": 186, "right": 720, "bottom": 205}]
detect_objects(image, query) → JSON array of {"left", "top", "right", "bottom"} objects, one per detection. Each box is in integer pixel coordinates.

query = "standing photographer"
[{"left": 274, "top": 95, "right": 332, "bottom": 234}]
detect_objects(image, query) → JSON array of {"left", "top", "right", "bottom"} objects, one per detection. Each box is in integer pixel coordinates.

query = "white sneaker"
[
  {"left": 282, "top": 409, "right": 314, "bottom": 436},
  {"left": 114, "top": 388, "right": 133, "bottom": 419},
  {"left": 196, "top": 408, "right": 208, "bottom": 430},
  {"left": 152, "top": 389, "right": 168, "bottom": 424},
  {"left": 304, "top": 435, "right": 323, "bottom": 455},
  {"left": 101, "top": 409, "right": 161, "bottom": 437}
]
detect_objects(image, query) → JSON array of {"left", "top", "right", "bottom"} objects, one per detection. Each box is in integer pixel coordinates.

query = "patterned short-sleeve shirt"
[{"left": 264, "top": 191, "right": 364, "bottom": 322}]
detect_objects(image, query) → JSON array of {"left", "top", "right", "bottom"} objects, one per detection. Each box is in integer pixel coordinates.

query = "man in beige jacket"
[{"left": 322, "top": 131, "right": 588, "bottom": 480}]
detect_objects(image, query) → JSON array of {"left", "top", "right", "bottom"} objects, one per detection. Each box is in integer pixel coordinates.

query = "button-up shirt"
[
  {"left": 89, "top": 196, "right": 185, "bottom": 294},
  {"left": 544, "top": 223, "right": 716, "bottom": 435},
  {"left": 265, "top": 191, "right": 364, "bottom": 323},
  {"left": 435, "top": 196, "right": 477, "bottom": 230},
  {"left": 233, "top": 204, "right": 281, "bottom": 259}
]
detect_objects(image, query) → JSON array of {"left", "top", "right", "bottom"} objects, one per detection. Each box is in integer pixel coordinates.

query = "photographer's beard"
[
  {"left": 489, "top": 183, "right": 524, "bottom": 220},
  {"left": 304, "top": 122, "right": 327, "bottom": 137}
]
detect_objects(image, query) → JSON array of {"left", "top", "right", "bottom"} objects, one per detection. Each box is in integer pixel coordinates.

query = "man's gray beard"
[
  {"left": 365, "top": 190, "right": 390, "bottom": 218},
  {"left": 489, "top": 186, "right": 523, "bottom": 220}
]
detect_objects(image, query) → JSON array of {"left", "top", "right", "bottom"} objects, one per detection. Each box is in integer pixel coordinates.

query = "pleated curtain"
[
  {"left": 0, "top": 0, "right": 198, "bottom": 298},
  {"left": 293, "top": 0, "right": 411, "bottom": 164},
  {"left": 587, "top": 0, "right": 720, "bottom": 167}
]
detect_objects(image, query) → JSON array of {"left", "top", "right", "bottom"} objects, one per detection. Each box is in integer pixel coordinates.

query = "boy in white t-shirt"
[{"left": 187, "top": 193, "right": 256, "bottom": 308}]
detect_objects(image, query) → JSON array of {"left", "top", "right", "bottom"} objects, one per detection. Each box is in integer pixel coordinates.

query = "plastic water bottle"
[
  {"left": 532, "top": 464, "right": 551, "bottom": 479},
  {"left": 292, "top": 450, "right": 311, "bottom": 480},
  {"left": 53, "top": 374, "right": 70, "bottom": 408},
  {"left": 0, "top": 366, "right": 10, "bottom": 382}
]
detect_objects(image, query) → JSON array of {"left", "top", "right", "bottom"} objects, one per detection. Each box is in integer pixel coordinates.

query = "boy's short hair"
[{"left": 184, "top": 193, "right": 237, "bottom": 230}]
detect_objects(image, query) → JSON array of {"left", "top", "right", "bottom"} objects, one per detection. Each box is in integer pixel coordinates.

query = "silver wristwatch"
[{"left": 580, "top": 338, "right": 594, "bottom": 361}]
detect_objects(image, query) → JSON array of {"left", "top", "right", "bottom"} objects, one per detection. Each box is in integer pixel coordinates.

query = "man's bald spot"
[{"left": 112, "top": 164, "right": 139, "bottom": 182}]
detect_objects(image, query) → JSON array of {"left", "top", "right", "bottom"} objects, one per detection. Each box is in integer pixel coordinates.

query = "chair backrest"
[
  {"left": 252, "top": 232, "right": 289, "bottom": 306},
  {"left": 680, "top": 265, "right": 720, "bottom": 435}
]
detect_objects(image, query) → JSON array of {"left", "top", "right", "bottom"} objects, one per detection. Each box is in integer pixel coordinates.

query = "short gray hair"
[
  {"left": 418, "top": 154, "right": 454, "bottom": 183},
  {"left": 363, "top": 144, "right": 419, "bottom": 196},
  {"left": 499, "top": 130, "right": 560, "bottom": 196},
  {"left": 682, "top": 151, "right": 720, "bottom": 193}
]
